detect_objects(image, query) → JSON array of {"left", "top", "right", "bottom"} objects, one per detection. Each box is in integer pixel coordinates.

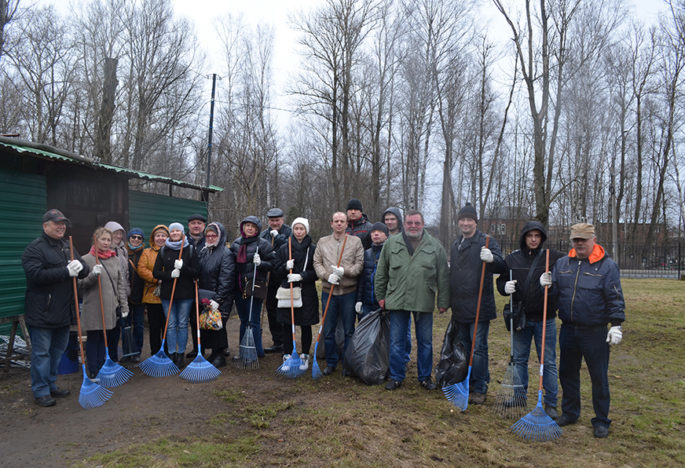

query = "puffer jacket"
[
  {"left": 198, "top": 222, "right": 235, "bottom": 315},
  {"left": 551, "top": 243, "right": 625, "bottom": 327},
  {"left": 449, "top": 230, "right": 507, "bottom": 323},
  {"left": 127, "top": 245, "right": 145, "bottom": 304},
  {"left": 496, "top": 221, "right": 565, "bottom": 321},
  {"left": 153, "top": 240, "right": 200, "bottom": 300},
  {"left": 22, "top": 233, "right": 89, "bottom": 328},
  {"left": 356, "top": 242, "right": 384, "bottom": 309},
  {"left": 313, "top": 233, "right": 364, "bottom": 295},
  {"left": 260, "top": 224, "right": 292, "bottom": 252},
  {"left": 79, "top": 253, "right": 129, "bottom": 331},
  {"left": 137, "top": 225, "right": 169, "bottom": 304},
  {"left": 347, "top": 214, "right": 374, "bottom": 249},
  {"left": 273, "top": 234, "right": 319, "bottom": 326},
  {"left": 230, "top": 216, "right": 275, "bottom": 296}
]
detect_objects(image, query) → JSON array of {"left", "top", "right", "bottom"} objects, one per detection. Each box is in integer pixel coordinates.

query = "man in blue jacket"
[{"left": 540, "top": 223, "right": 625, "bottom": 438}]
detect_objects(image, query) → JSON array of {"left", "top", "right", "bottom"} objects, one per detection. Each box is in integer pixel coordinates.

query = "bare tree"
[{"left": 0, "top": 0, "right": 19, "bottom": 60}]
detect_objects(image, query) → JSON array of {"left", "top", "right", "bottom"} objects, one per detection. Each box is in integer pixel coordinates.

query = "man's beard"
[{"left": 406, "top": 229, "right": 423, "bottom": 239}]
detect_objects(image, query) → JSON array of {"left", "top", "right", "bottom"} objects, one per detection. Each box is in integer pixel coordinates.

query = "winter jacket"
[
  {"left": 22, "top": 233, "right": 90, "bottom": 328},
  {"left": 314, "top": 234, "right": 364, "bottom": 296},
  {"left": 273, "top": 235, "right": 319, "bottom": 326},
  {"left": 382, "top": 207, "right": 403, "bottom": 235},
  {"left": 551, "top": 243, "right": 625, "bottom": 327},
  {"left": 137, "top": 225, "right": 169, "bottom": 305},
  {"left": 188, "top": 235, "right": 206, "bottom": 250},
  {"left": 375, "top": 231, "right": 450, "bottom": 313},
  {"left": 153, "top": 241, "right": 200, "bottom": 300},
  {"left": 230, "top": 216, "right": 275, "bottom": 296},
  {"left": 356, "top": 242, "right": 384, "bottom": 309},
  {"left": 347, "top": 214, "right": 374, "bottom": 249},
  {"left": 197, "top": 222, "right": 235, "bottom": 316},
  {"left": 104, "top": 221, "right": 131, "bottom": 298},
  {"left": 127, "top": 245, "right": 145, "bottom": 304},
  {"left": 449, "top": 230, "right": 507, "bottom": 323},
  {"left": 79, "top": 254, "right": 129, "bottom": 331},
  {"left": 496, "top": 221, "right": 565, "bottom": 321},
  {"left": 260, "top": 224, "right": 292, "bottom": 252}
]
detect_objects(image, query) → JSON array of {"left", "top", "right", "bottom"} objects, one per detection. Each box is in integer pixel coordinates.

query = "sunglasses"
[{"left": 130, "top": 235, "right": 144, "bottom": 240}]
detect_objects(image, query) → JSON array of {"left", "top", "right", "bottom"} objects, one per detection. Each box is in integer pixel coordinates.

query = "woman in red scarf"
[{"left": 78, "top": 227, "right": 129, "bottom": 378}]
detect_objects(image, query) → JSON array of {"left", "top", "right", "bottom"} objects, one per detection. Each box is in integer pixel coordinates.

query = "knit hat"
[
  {"left": 346, "top": 198, "right": 363, "bottom": 211},
  {"left": 291, "top": 217, "right": 310, "bottom": 234},
  {"left": 371, "top": 222, "right": 389, "bottom": 237},
  {"left": 457, "top": 203, "right": 478, "bottom": 222},
  {"left": 169, "top": 222, "right": 185, "bottom": 233},
  {"left": 128, "top": 227, "right": 144, "bottom": 238}
]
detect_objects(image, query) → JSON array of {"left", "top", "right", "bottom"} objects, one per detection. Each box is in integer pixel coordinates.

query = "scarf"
[
  {"left": 237, "top": 232, "right": 259, "bottom": 264},
  {"left": 165, "top": 236, "right": 189, "bottom": 250},
  {"left": 89, "top": 245, "right": 117, "bottom": 260},
  {"left": 128, "top": 242, "right": 144, "bottom": 251}
]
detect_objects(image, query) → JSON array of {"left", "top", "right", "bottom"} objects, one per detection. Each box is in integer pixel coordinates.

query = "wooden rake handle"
[
  {"left": 161, "top": 237, "right": 185, "bottom": 340},
  {"left": 467, "top": 235, "right": 490, "bottom": 367},
  {"left": 69, "top": 236, "right": 87, "bottom": 365},
  {"left": 538, "top": 249, "right": 551, "bottom": 390},
  {"left": 94, "top": 255, "right": 110, "bottom": 343}
]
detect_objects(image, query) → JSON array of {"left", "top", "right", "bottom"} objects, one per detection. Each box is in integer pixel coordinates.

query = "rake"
[
  {"left": 140, "top": 240, "right": 184, "bottom": 377},
  {"left": 276, "top": 237, "right": 304, "bottom": 378},
  {"left": 493, "top": 270, "right": 527, "bottom": 419},
  {"left": 312, "top": 234, "right": 348, "bottom": 380},
  {"left": 511, "top": 249, "right": 562, "bottom": 441},
  {"left": 94, "top": 256, "right": 133, "bottom": 387},
  {"left": 69, "top": 236, "right": 113, "bottom": 409},
  {"left": 234, "top": 252, "right": 260, "bottom": 370},
  {"left": 443, "top": 236, "right": 490, "bottom": 411},
  {"left": 180, "top": 281, "right": 221, "bottom": 382}
]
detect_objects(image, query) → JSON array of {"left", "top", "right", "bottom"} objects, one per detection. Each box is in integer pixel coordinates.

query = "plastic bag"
[
  {"left": 435, "top": 320, "right": 468, "bottom": 387},
  {"left": 343, "top": 309, "right": 389, "bottom": 385}
]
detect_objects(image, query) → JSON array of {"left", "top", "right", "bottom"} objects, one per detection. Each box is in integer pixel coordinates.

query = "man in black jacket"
[
  {"left": 346, "top": 199, "right": 374, "bottom": 249},
  {"left": 22, "top": 209, "right": 89, "bottom": 407},
  {"left": 496, "top": 221, "right": 564, "bottom": 419}
]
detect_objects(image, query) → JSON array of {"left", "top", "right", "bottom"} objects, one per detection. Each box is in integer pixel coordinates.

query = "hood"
[
  {"left": 519, "top": 220, "right": 547, "bottom": 253},
  {"left": 104, "top": 221, "right": 125, "bottom": 234},
  {"left": 149, "top": 224, "right": 170, "bottom": 251},
  {"left": 240, "top": 216, "right": 262, "bottom": 235},
  {"left": 383, "top": 207, "right": 403, "bottom": 232},
  {"left": 206, "top": 221, "right": 227, "bottom": 246}
]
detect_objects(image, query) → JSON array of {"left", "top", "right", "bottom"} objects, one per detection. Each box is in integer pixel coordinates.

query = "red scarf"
[{"left": 89, "top": 245, "right": 117, "bottom": 260}]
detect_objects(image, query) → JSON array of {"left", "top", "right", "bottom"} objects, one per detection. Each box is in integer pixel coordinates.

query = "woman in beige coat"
[{"left": 79, "top": 227, "right": 129, "bottom": 378}]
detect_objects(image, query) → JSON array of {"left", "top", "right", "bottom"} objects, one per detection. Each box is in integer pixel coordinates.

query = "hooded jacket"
[
  {"left": 137, "top": 225, "right": 168, "bottom": 304},
  {"left": 79, "top": 252, "right": 129, "bottom": 331},
  {"left": 230, "top": 216, "right": 275, "bottom": 295},
  {"left": 104, "top": 221, "right": 131, "bottom": 297},
  {"left": 496, "top": 221, "right": 565, "bottom": 321},
  {"left": 198, "top": 222, "right": 235, "bottom": 315},
  {"left": 382, "top": 207, "right": 404, "bottom": 235}
]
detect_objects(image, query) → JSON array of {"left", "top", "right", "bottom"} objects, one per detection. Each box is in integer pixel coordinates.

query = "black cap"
[
  {"left": 42, "top": 209, "right": 71, "bottom": 226},
  {"left": 347, "top": 199, "right": 363, "bottom": 211},
  {"left": 188, "top": 213, "right": 207, "bottom": 223},
  {"left": 371, "top": 222, "right": 389, "bottom": 236},
  {"left": 266, "top": 207, "right": 284, "bottom": 218},
  {"left": 457, "top": 203, "right": 478, "bottom": 222}
]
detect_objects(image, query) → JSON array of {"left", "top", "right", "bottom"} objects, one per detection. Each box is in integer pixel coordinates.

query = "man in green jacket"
[{"left": 375, "top": 210, "right": 450, "bottom": 390}]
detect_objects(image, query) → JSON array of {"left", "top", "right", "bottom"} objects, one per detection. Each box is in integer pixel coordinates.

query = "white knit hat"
[{"left": 291, "top": 217, "right": 309, "bottom": 234}]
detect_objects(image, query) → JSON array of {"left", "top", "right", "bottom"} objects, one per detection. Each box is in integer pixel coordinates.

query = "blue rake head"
[
  {"left": 511, "top": 391, "right": 562, "bottom": 442},
  {"left": 97, "top": 353, "right": 134, "bottom": 388},
  {"left": 180, "top": 354, "right": 221, "bottom": 383},
  {"left": 78, "top": 365, "right": 113, "bottom": 409},
  {"left": 234, "top": 325, "right": 259, "bottom": 370},
  {"left": 139, "top": 344, "right": 179, "bottom": 377},
  {"left": 311, "top": 342, "right": 323, "bottom": 380},
  {"left": 442, "top": 366, "right": 471, "bottom": 412},
  {"left": 275, "top": 349, "right": 305, "bottom": 379}
]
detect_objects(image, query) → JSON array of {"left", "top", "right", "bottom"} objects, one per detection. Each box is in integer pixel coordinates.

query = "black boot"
[{"left": 211, "top": 351, "right": 226, "bottom": 368}]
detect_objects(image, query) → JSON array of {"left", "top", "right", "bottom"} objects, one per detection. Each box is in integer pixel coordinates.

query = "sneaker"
[
  {"left": 556, "top": 413, "right": 577, "bottom": 427},
  {"left": 419, "top": 377, "right": 437, "bottom": 390},
  {"left": 35, "top": 395, "right": 56, "bottom": 407},
  {"left": 299, "top": 354, "right": 309, "bottom": 371},
  {"left": 385, "top": 380, "right": 402, "bottom": 391},
  {"left": 593, "top": 425, "right": 609, "bottom": 438},
  {"left": 281, "top": 354, "right": 291, "bottom": 371},
  {"left": 544, "top": 404, "right": 559, "bottom": 420},
  {"left": 469, "top": 392, "right": 487, "bottom": 405}
]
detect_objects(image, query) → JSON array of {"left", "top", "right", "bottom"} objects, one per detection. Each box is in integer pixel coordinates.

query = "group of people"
[{"left": 21, "top": 200, "right": 625, "bottom": 439}]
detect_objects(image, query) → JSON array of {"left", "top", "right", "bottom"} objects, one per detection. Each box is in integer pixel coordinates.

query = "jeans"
[
  {"left": 162, "top": 298, "right": 192, "bottom": 354},
  {"left": 28, "top": 325, "right": 70, "bottom": 398},
  {"left": 122, "top": 303, "right": 145, "bottom": 355},
  {"left": 235, "top": 295, "right": 264, "bottom": 357},
  {"left": 512, "top": 318, "right": 558, "bottom": 407},
  {"left": 389, "top": 310, "right": 433, "bottom": 382},
  {"left": 455, "top": 320, "right": 490, "bottom": 394},
  {"left": 321, "top": 291, "right": 356, "bottom": 368},
  {"left": 559, "top": 323, "right": 611, "bottom": 428},
  {"left": 362, "top": 305, "right": 411, "bottom": 363}
]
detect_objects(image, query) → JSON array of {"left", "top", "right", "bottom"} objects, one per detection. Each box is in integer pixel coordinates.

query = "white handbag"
[{"left": 276, "top": 246, "right": 309, "bottom": 308}]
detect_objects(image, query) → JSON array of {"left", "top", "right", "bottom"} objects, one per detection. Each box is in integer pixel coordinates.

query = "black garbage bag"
[
  {"left": 343, "top": 309, "right": 389, "bottom": 385},
  {"left": 435, "top": 320, "right": 468, "bottom": 387}
]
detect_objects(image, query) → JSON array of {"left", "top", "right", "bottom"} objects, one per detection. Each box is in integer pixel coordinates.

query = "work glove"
[
  {"left": 121, "top": 307, "right": 129, "bottom": 319},
  {"left": 539, "top": 272, "right": 552, "bottom": 287},
  {"left": 287, "top": 273, "right": 302, "bottom": 283},
  {"left": 331, "top": 265, "right": 344, "bottom": 277},
  {"left": 355, "top": 302, "right": 362, "bottom": 313},
  {"left": 270, "top": 229, "right": 279, "bottom": 238},
  {"left": 210, "top": 299, "right": 220, "bottom": 311},
  {"left": 92, "top": 264, "right": 103, "bottom": 276},
  {"left": 606, "top": 326, "right": 622, "bottom": 345},
  {"left": 480, "top": 247, "right": 494, "bottom": 263},
  {"left": 286, "top": 259, "right": 295, "bottom": 270},
  {"left": 171, "top": 268, "right": 180, "bottom": 278},
  {"left": 327, "top": 273, "right": 340, "bottom": 285},
  {"left": 66, "top": 260, "right": 83, "bottom": 277},
  {"left": 253, "top": 252, "right": 261, "bottom": 266},
  {"left": 504, "top": 280, "right": 517, "bottom": 295},
  {"left": 174, "top": 259, "right": 183, "bottom": 270}
]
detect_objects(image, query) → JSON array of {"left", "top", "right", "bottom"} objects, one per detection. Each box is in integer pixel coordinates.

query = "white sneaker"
[
  {"left": 299, "top": 354, "right": 309, "bottom": 371},
  {"left": 281, "top": 354, "right": 291, "bottom": 371}
]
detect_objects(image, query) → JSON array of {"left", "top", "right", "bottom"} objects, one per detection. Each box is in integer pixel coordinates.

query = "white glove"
[
  {"left": 174, "top": 259, "right": 183, "bottom": 270},
  {"left": 286, "top": 259, "right": 295, "bottom": 270},
  {"left": 331, "top": 265, "right": 344, "bottom": 277},
  {"left": 355, "top": 302, "right": 362, "bottom": 313},
  {"left": 327, "top": 273, "right": 340, "bottom": 285},
  {"left": 504, "top": 280, "right": 517, "bottom": 295},
  {"left": 253, "top": 253, "right": 261, "bottom": 266},
  {"left": 287, "top": 273, "right": 302, "bottom": 283},
  {"left": 210, "top": 299, "right": 219, "bottom": 311},
  {"left": 66, "top": 260, "right": 83, "bottom": 277},
  {"left": 270, "top": 229, "right": 279, "bottom": 238},
  {"left": 606, "top": 326, "right": 622, "bottom": 345},
  {"left": 480, "top": 247, "right": 494, "bottom": 263},
  {"left": 92, "top": 264, "right": 103, "bottom": 276},
  {"left": 539, "top": 272, "right": 552, "bottom": 287},
  {"left": 171, "top": 268, "right": 180, "bottom": 278},
  {"left": 121, "top": 307, "right": 129, "bottom": 319}
]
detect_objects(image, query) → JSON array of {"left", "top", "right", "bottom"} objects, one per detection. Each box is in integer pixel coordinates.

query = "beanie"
[
  {"left": 291, "top": 217, "right": 310, "bottom": 235},
  {"left": 169, "top": 222, "right": 185, "bottom": 233},
  {"left": 346, "top": 198, "right": 363, "bottom": 211},
  {"left": 371, "top": 222, "right": 389, "bottom": 237},
  {"left": 128, "top": 227, "right": 144, "bottom": 238},
  {"left": 457, "top": 203, "right": 478, "bottom": 223}
]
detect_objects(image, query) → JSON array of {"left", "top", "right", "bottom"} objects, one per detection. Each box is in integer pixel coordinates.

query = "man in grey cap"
[
  {"left": 261, "top": 208, "right": 292, "bottom": 353},
  {"left": 22, "top": 209, "right": 89, "bottom": 407}
]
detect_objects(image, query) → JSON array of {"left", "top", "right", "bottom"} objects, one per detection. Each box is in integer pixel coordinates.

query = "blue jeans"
[
  {"left": 123, "top": 303, "right": 145, "bottom": 354},
  {"left": 455, "top": 320, "right": 490, "bottom": 394},
  {"left": 162, "top": 298, "right": 192, "bottom": 354},
  {"left": 512, "top": 318, "right": 558, "bottom": 407},
  {"left": 321, "top": 291, "right": 356, "bottom": 368},
  {"left": 559, "top": 324, "right": 611, "bottom": 428},
  {"left": 28, "top": 325, "right": 70, "bottom": 398},
  {"left": 389, "top": 310, "right": 433, "bottom": 382},
  {"left": 235, "top": 295, "right": 264, "bottom": 357}
]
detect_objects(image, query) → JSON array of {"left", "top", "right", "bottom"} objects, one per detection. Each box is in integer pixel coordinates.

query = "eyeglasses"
[
  {"left": 130, "top": 235, "right": 143, "bottom": 240},
  {"left": 405, "top": 221, "right": 423, "bottom": 226}
]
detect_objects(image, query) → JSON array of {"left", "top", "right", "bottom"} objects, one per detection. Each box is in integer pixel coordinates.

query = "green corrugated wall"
[{"left": 128, "top": 191, "right": 207, "bottom": 242}]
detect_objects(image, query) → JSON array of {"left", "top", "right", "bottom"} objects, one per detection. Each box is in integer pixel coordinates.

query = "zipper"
[{"left": 569, "top": 260, "right": 581, "bottom": 322}]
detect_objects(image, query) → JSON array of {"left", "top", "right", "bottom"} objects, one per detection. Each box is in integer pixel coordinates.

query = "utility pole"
[{"left": 204, "top": 73, "right": 218, "bottom": 204}]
